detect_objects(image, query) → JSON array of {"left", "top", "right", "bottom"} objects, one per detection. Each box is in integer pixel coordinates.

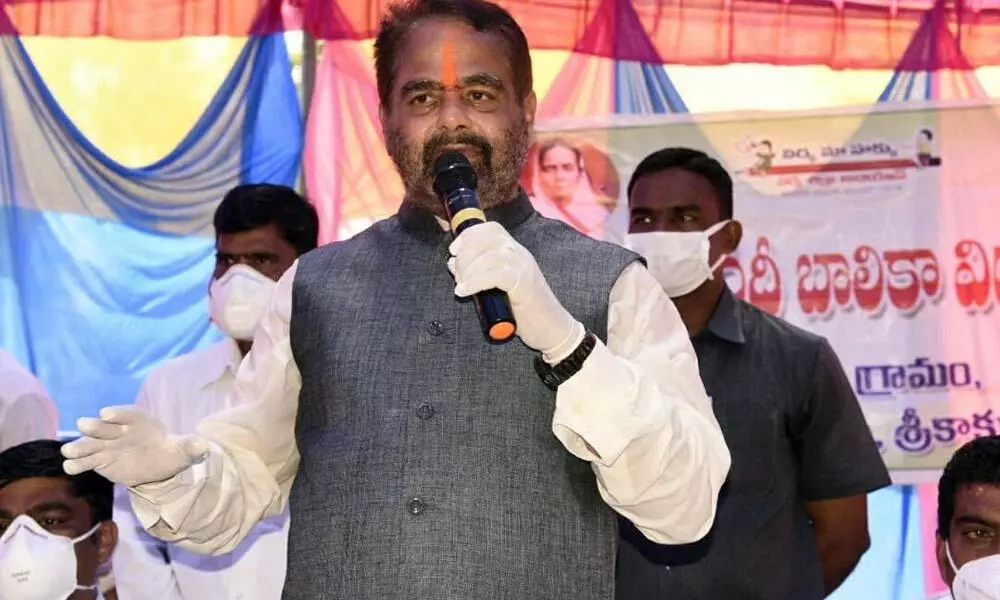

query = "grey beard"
[{"left": 386, "top": 125, "right": 530, "bottom": 215}]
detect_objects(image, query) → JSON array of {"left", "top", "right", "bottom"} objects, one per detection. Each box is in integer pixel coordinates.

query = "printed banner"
[{"left": 529, "top": 102, "right": 1000, "bottom": 473}]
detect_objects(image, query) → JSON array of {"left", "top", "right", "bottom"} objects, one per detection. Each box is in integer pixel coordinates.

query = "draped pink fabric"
[
  {"left": 535, "top": 0, "right": 638, "bottom": 119},
  {"left": 303, "top": 40, "right": 401, "bottom": 244},
  {"left": 537, "top": 56, "right": 615, "bottom": 119}
]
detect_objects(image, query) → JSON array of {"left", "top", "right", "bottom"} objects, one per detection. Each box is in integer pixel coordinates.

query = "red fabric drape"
[
  {"left": 7, "top": 0, "right": 1000, "bottom": 68},
  {"left": 1, "top": 0, "right": 282, "bottom": 37},
  {"left": 0, "top": 0, "right": 306, "bottom": 36}
]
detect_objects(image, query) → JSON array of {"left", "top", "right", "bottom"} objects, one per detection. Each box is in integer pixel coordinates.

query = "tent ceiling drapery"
[
  {"left": 7, "top": 0, "right": 1000, "bottom": 68},
  {"left": 878, "top": 0, "right": 988, "bottom": 101}
]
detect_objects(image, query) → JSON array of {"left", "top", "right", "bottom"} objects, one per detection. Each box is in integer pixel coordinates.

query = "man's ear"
[
  {"left": 522, "top": 90, "right": 537, "bottom": 129},
  {"left": 97, "top": 520, "right": 118, "bottom": 565},
  {"left": 935, "top": 533, "right": 954, "bottom": 587},
  {"left": 379, "top": 104, "right": 390, "bottom": 133},
  {"left": 725, "top": 219, "right": 744, "bottom": 254}
]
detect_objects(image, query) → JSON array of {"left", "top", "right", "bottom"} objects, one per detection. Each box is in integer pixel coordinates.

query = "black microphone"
[{"left": 433, "top": 151, "right": 517, "bottom": 344}]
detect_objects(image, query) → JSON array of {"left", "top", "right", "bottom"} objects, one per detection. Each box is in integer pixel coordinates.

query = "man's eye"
[
  {"left": 630, "top": 215, "right": 652, "bottom": 225},
  {"left": 36, "top": 517, "right": 65, "bottom": 531},
  {"left": 966, "top": 528, "right": 995, "bottom": 540},
  {"left": 468, "top": 90, "right": 491, "bottom": 102},
  {"left": 411, "top": 94, "right": 431, "bottom": 105}
]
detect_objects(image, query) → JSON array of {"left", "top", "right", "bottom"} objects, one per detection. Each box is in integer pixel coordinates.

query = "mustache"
[{"left": 421, "top": 131, "right": 493, "bottom": 179}]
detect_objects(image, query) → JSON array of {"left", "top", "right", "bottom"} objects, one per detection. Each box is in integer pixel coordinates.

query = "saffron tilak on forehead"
[{"left": 441, "top": 36, "right": 458, "bottom": 88}]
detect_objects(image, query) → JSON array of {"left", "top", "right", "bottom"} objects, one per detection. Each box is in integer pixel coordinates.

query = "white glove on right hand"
[
  {"left": 448, "top": 221, "right": 581, "bottom": 361},
  {"left": 61, "top": 406, "right": 209, "bottom": 488}
]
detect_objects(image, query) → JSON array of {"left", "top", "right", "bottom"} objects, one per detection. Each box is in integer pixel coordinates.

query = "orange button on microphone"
[{"left": 488, "top": 321, "right": 516, "bottom": 342}]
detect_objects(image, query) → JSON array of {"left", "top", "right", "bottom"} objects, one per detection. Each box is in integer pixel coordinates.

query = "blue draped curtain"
[{"left": 0, "top": 33, "right": 302, "bottom": 431}]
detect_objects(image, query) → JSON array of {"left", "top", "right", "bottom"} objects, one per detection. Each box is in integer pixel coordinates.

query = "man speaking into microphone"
[{"left": 61, "top": 1, "right": 731, "bottom": 598}]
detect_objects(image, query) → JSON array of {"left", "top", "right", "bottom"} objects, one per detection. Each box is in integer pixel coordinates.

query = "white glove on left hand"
[
  {"left": 61, "top": 406, "right": 209, "bottom": 488},
  {"left": 448, "top": 221, "right": 583, "bottom": 360}
]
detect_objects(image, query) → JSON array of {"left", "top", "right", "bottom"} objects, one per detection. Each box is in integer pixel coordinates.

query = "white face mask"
[
  {"left": 0, "top": 515, "right": 101, "bottom": 600},
  {"left": 208, "top": 264, "right": 277, "bottom": 341},
  {"left": 625, "top": 220, "right": 732, "bottom": 298},
  {"left": 948, "top": 542, "right": 1000, "bottom": 600}
]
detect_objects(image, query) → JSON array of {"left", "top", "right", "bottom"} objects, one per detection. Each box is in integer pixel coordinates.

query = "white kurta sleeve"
[
  {"left": 550, "top": 262, "right": 731, "bottom": 544},
  {"left": 128, "top": 262, "right": 303, "bottom": 555}
]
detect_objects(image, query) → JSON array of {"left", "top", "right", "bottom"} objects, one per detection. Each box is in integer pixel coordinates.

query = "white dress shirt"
[
  {"left": 128, "top": 259, "right": 731, "bottom": 554},
  {"left": 0, "top": 349, "right": 58, "bottom": 452},
  {"left": 112, "top": 340, "right": 288, "bottom": 600}
]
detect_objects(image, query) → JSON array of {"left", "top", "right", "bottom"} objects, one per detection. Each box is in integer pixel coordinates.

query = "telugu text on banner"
[{"left": 529, "top": 101, "right": 1000, "bottom": 474}]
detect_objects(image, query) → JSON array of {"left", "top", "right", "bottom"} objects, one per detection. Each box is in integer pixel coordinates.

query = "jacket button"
[
  {"left": 426, "top": 320, "right": 445, "bottom": 336},
  {"left": 407, "top": 497, "right": 426, "bottom": 515},
  {"left": 416, "top": 403, "right": 435, "bottom": 420}
]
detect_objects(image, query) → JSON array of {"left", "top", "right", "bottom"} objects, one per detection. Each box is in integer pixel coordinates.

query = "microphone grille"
[{"left": 433, "top": 151, "right": 477, "bottom": 196}]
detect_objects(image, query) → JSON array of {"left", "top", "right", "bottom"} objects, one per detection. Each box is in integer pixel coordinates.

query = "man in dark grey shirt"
[{"left": 618, "top": 147, "right": 891, "bottom": 600}]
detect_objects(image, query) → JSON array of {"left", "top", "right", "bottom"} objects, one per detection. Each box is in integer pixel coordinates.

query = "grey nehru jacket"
[
  {"left": 617, "top": 286, "right": 890, "bottom": 600},
  {"left": 286, "top": 193, "right": 640, "bottom": 600}
]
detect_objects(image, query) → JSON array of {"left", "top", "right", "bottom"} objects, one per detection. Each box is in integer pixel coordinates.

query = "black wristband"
[{"left": 534, "top": 332, "right": 597, "bottom": 391}]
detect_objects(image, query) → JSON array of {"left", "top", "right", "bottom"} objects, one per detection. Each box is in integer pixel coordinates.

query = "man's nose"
[{"left": 436, "top": 90, "right": 471, "bottom": 130}]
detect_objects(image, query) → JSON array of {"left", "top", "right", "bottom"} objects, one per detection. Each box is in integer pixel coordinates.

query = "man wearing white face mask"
[
  {"left": 110, "top": 184, "right": 319, "bottom": 600},
  {"left": 618, "top": 147, "right": 889, "bottom": 600},
  {"left": 933, "top": 435, "right": 1000, "bottom": 600},
  {"left": 0, "top": 439, "right": 117, "bottom": 600}
]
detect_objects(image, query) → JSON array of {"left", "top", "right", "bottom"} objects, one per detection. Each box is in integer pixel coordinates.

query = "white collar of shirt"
[{"left": 190, "top": 338, "right": 244, "bottom": 391}]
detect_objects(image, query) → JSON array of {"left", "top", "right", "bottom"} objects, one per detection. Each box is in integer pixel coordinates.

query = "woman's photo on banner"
[{"left": 521, "top": 136, "right": 620, "bottom": 238}]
